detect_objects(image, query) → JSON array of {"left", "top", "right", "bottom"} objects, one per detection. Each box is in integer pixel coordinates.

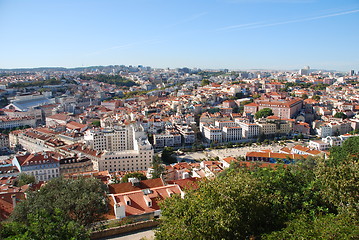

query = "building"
[
  {"left": 12, "top": 152, "right": 60, "bottom": 181},
  {"left": 78, "top": 124, "right": 154, "bottom": 172},
  {"left": 223, "top": 126, "right": 242, "bottom": 142},
  {"left": 202, "top": 126, "right": 222, "bottom": 143},
  {"left": 237, "top": 122, "right": 260, "bottom": 139},
  {"left": 244, "top": 98, "right": 303, "bottom": 119},
  {"left": 111, "top": 183, "right": 182, "bottom": 220},
  {"left": 153, "top": 134, "right": 181, "bottom": 148},
  {"left": 0, "top": 116, "right": 37, "bottom": 129},
  {"left": 59, "top": 156, "right": 93, "bottom": 175},
  {"left": 0, "top": 133, "right": 9, "bottom": 150}
]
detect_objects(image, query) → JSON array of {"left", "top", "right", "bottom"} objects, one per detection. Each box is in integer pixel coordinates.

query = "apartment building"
[
  {"left": 245, "top": 98, "right": 303, "bottom": 119},
  {"left": 81, "top": 124, "right": 154, "bottom": 172},
  {"left": 0, "top": 116, "right": 37, "bottom": 129},
  {"left": 237, "top": 122, "right": 260, "bottom": 139},
  {"left": 12, "top": 152, "right": 60, "bottom": 181},
  {"left": 223, "top": 126, "right": 242, "bottom": 142},
  {"left": 202, "top": 126, "right": 223, "bottom": 143}
]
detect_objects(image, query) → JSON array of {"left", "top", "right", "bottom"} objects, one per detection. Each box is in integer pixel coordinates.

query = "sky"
[{"left": 0, "top": 0, "right": 358, "bottom": 71}]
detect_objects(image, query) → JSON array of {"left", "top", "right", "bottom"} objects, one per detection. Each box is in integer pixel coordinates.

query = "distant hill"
[{"left": 0, "top": 65, "right": 123, "bottom": 73}]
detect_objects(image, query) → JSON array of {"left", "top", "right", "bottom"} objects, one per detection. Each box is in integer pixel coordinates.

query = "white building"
[
  {"left": 12, "top": 152, "right": 60, "bottom": 181},
  {"left": 82, "top": 124, "right": 154, "bottom": 172},
  {"left": 0, "top": 116, "right": 37, "bottom": 129},
  {"left": 237, "top": 122, "right": 260, "bottom": 139},
  {"left": 202, "top": 126, "right": 222, "bottom": 143},
  {"left": 223, "top": 126, "right": 242, "bottom": 142},
  {"left": 84, "top": 126, "right": 129, "bottom": 151}
]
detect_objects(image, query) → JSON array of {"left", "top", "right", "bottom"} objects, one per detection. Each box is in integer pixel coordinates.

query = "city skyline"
[{"left": 1, "top": 0, "right": 358, "bottom": 71}]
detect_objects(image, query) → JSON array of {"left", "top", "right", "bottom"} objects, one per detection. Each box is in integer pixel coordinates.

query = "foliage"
[
  {"left": 301, "top": 93, "right": 308, "bottom": 100},
  {"left": 255, "top": 108, "right": 274, "bottom": 119},
  {"left": 121, "top": 172, "right": 147, "bottom": 183},
  {"left": 151, "top": 155, "right": 165, "bottom": 179},
  {"left": 161, "top": 147, "right": 177, "bottom": 164},
  {"left": 155, "top": 137, "right": 359, "bottom": 239},
  {"left": 201, "top": 79, "right": 210, "bottom": 86},
  {"left": 13, "top": 173, "right": 35, "bottom": 187},
  {"left": 207, "top": 107, "right": 220, "bottom": 114},
  {"left": 11, "top": 177, "right": 108, "bottom": 226},
  {"left": 91, "top": 120, "right": 101, "bottom": 127},
  {"left": 1, "top": 125, "right": 31, "bottom": 134},
  {"left": 78, "top": 74, "right": 138, "bottom": 87},
  {"left": 263, "top": 214, "right": 358, "bottom": 240},
  {"left": 312, "top": 95, "right": 321, "bottom": 101},
  {"left": 333, "top": 112, "right": 347, "bottom": 119},
  {"left": 0, "top": 208, "right": 89, "bottom": 240},
  {"left": 8, "top": 78, "right": 62, "bottom": 88}
]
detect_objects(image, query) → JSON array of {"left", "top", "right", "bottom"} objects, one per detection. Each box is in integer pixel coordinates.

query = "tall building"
[{"left": 82, "top": 124, "right": 154, "bottom": 172}]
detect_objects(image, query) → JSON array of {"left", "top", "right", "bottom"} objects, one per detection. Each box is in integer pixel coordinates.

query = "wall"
[{"left": 90, "top": 220, "right": 159, "bottom": 240}]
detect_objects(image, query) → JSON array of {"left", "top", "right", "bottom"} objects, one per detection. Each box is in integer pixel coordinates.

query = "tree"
[
  {"left": 156, "top": 138, "right": 359, "bottom": 239},
  {"left": 13, "top": 173, "right": 35, "bottom": 187},
  {"left": 151, "top": 155, "right": 165, "bottom": 179},
  {"left": 263, "top": 214, "right": 359, "bottom": 240},
  {"left": 333, "top": 112, "right": 347, "bottom": 119},
  {"left": 201, "top": 79, "right": 210, "bottom": 86},
  {"left": 312, "top": 95, "right": 321, "bottom": 101},
  {"left": 301, "top": 94, "right": 308, "bottom": 100},
  {"left": 161, "top": 147, "right": 177, "bottom": 164},
  {"left": 91, "top": 120, "right": 101, "bottom": 127},
  {"left": 255, "top": 108, "right": 274, "bottom": 119},
  {"left": 156, "top": 170, "right": 277, "bottom": 240},
  {"left": 11, "top": 177, "right": 108, "bottom": 226},
  {"left": 121, "top": 172, "right": 147, "bottom": 183},
  {"left": 0, "top": 208, "right": 89, "bottom": 240}
]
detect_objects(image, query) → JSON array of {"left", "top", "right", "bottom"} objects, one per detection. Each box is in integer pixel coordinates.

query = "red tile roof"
[{"left": 108, "top": 178, "right": 165, "bottom": 194}]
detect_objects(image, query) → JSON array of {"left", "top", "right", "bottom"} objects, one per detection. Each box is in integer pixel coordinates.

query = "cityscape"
[{"left": 0, "top": 0, "right": 358, "bottom": 239}]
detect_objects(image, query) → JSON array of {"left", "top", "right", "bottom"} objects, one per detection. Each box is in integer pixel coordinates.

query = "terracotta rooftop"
[{"left": 108, "top": 178, "right": 165, "bottom": 194}]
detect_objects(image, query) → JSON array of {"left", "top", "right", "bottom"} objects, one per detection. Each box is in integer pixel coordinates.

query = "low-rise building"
[{"left": 12, "top": 152, "right": 60, "bottom": 181}]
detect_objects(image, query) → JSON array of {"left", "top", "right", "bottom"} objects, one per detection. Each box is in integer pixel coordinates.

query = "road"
[{"left": 99, "top": 227, "right": 155, "bottom": 240}]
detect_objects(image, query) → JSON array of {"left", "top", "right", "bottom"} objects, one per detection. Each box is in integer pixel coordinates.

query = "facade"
[
  {"left": 81, "top": 124, "right": 154, "bottom": 172},
  {"left": 308, "top": 140, "right": 330, "bottom": 151},
  {"left": 202, "top": 126, "right": 223, "bottom": 143},
  {"left": 0, "top": 133, "right": 9, "bottom": 149},
  {"left": 237, "top": 122, "right": 260, "bottom": 139},
  {"left": 0, "top": 116, "right": 37, "bottom": 129},
  {"left": 12, "top": 152, "right": 60, "bottom": 181},
  {"left": 84, "top": 126, "right": 128, "bottom": 151},
  {"left": 223, "top": 126, "right": 242, "bottom": 142},
  {"left": 245, "top": 98, "right": 303, "bottom": 119},
  {"left": 153, "top": 134, "right": 181, "bottom": 148},
  {"left": 59, "top": 156, "right": 93, "bottom": 175}
]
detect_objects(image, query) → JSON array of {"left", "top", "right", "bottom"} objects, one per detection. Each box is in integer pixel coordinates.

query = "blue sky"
[{"left": 0, "top": 0, "right": 358, "bottom": 71}]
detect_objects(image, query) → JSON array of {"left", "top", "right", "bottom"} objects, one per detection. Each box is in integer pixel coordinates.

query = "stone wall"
[{"left": 90, "top": 220, "right": 160, "bottom": 239}]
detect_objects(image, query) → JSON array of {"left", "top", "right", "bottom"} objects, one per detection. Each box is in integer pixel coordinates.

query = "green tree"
[
  {"left": 91, "top": 120, "right": 101, "bottom": 127},
  {"left": 121, "top": 172, "right": 147, "bottom": 183},
  {"left": 11, "top": 177, "right": 108, "bottom": 226},
  {"left": 333, "top": 112, "right": 347, "bottom": 119},
  {"left": 201, "top": 79, "right": 210, "bottom": 86},
  {"left": 301, "top": 93, "right": 308, "bottom": 100},
  {"left": 0, "top": 208, "right": 89, "bottom": 240},
  {"left": 156, "top": 170, "right": 276, "bottom": 240},
  {"left": 312, "top": 95, "right": 321, "bottom": 101},
  {"left": 151, "top": 155, "right": 165, "bottom": 179},
  {"left": 161, "top": 147, "right": 177, "bottom": 164},
  {"left": 13, "top": 173, "right": 35, "bottom": 187},
  {"left": 264, "top": 214, "right": 359, "bottom": 240},
  {"left": 255, "top": 108, "right": 274, "bottom": 119}
]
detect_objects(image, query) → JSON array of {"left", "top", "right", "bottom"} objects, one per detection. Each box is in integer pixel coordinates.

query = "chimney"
[{"left": 11, "top": 195, "right": 17, "bottom": 208}]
